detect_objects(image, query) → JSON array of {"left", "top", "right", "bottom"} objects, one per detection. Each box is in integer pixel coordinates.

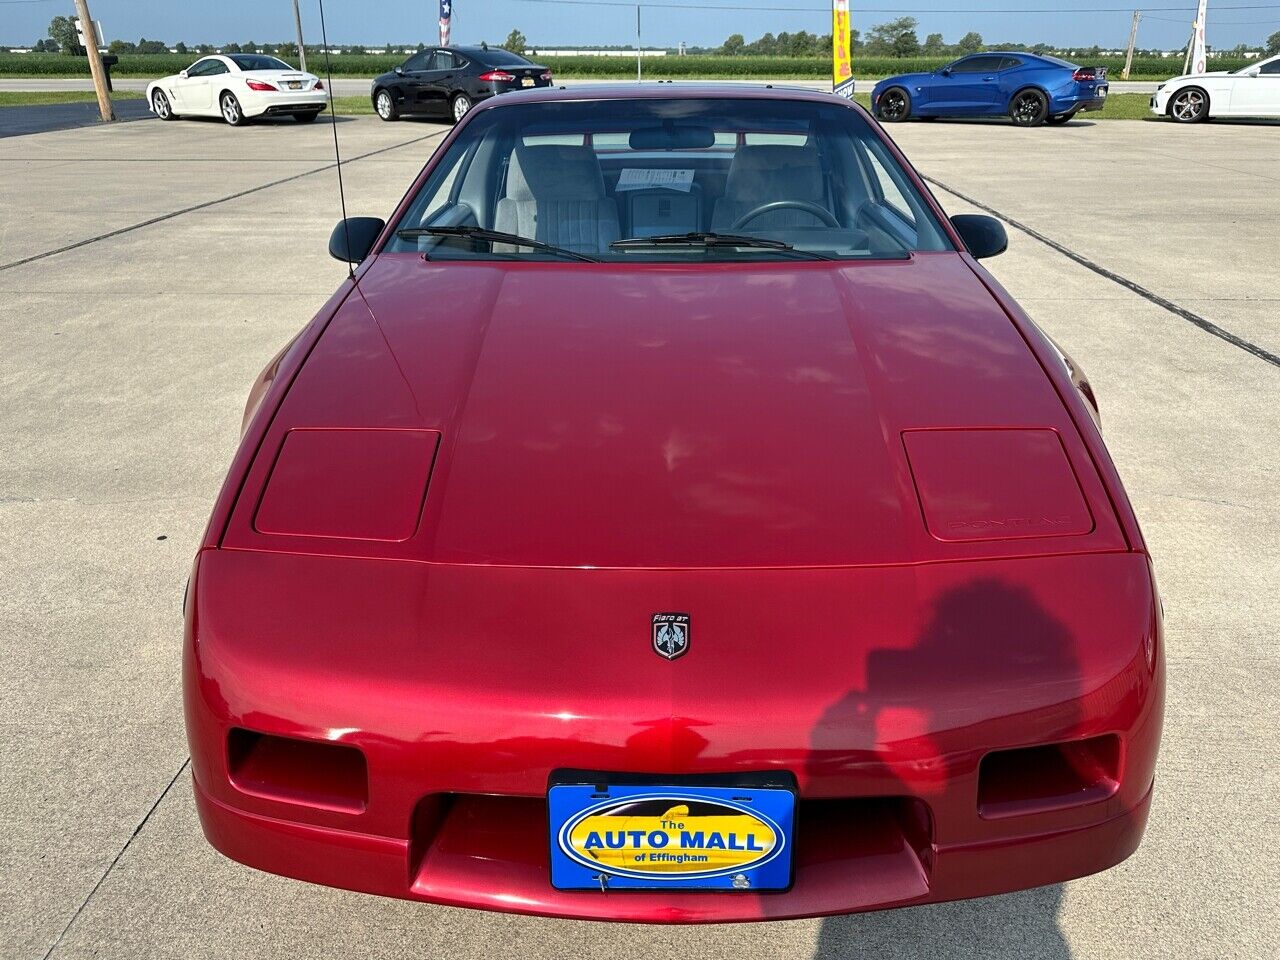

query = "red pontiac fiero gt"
[{"left": 185, "top": 85, "right": 1164, "bottom": 922}]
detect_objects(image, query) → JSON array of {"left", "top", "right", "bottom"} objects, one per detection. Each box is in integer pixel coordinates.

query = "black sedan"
[{"left": 371, "top": 45, "right": 553, "bottom": 124}]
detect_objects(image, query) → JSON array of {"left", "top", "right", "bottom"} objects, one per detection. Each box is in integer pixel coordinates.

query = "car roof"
[{"left": 475, "top": 81, "right": 858, "bottom": 109}]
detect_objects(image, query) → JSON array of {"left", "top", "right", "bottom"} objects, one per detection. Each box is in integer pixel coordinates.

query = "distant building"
[{"left": 528, "top": 48, "right": 667, "bottom": 57}]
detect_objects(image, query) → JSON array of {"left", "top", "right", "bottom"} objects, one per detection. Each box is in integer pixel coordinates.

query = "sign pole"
[
  {"left": 831, "top": 0, "right": 854, "bottom": 98},
  {"left": 292, "top": 0, "right": 307, "bottom": 72},
  {"left": 73, "top": 0, "right": 113, "bottom": 122},
  {"left": 1121, "top": 11, "right": 1140, "bottom": 81},
  {"left": 636, "top": 5, "right": 642, "bottom": 82}
]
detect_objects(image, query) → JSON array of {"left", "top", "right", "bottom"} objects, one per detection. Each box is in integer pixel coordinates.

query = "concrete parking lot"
[{"left": 1, "top": 104, "right": 1276, "bottom": 960}]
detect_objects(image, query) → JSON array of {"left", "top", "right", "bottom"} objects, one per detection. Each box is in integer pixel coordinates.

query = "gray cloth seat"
[
  {"left": 711, "top": 144, "right": 832, "bottom": 231},
  {"left": 493, "top": 144, "right": 621, "bottom": 254}
]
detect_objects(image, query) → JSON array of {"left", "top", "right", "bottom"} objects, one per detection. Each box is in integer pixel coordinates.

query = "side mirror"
[
  {"left": 329, "top": 217, "right": 385, "bottom": 264},
  {"left": 395, "top": 65, "right": 405, "bottom": 75},
  {"left": 940, "top": 67, "right": 952, "bottom": 77},
  {"left": 951, "top": 214, "right": 1008, "bottom": 260},
  {"left": 178, "top": 69, "right": 188, "bottom": 78},
  {"left": 1246, "top": 67, "right": 1260, "bottom": 77}
]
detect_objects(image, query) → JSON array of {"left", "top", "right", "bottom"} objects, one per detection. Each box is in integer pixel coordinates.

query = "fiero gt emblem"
[{"left": 652, "top": 613, "right": 690, "bottom": 661}]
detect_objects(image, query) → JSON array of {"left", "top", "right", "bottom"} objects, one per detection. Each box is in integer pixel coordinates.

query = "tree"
[
  {"left": 108, "top": 39, "right": 136, "bottom": 55},
  {"left": 276, "top": 41, "right": 299, "bottom": 57},
  {"left": 866, "top": 17, "right": 919, "bottom": 58},
  {"left": 503, "top": 29, "right": 527, "bottom": 55},
  {"left": 923, "top": 32, "right": 945, "bottom": 55},
  {"left": 175, "top": 41, "right": 188, "bottom": 54},
  {"left": 1267, "top": 30, "right": 1280, "bottom": 55},
  {"left": 48, "top": 15, "right": 82, "bottom": 55},
  {"left": 32, "top": 38, "right": 59, "bottom": 53},
  {"left": 136, "top": 37, "right": 167, "bottom": 54},
  {"left": 721, "top": 33, "right": 745, "bottom": 55},
  {"left": 243, "top": 40, "right": 258, "bottom": 53},
  {"left": 956, "top": 31, "right": 984, "bottom": 54}
]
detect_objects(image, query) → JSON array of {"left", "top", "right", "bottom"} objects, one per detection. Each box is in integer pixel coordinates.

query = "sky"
[{"left": 4, "top": 1, "right": 1279, "bottom": 51}]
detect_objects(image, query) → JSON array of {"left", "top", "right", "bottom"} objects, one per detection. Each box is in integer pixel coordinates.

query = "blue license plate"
[{"left": 548, "top": 782, "right": 795, "bottom": 891}]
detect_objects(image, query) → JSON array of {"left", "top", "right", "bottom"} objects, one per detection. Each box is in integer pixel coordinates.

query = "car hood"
[
  {"left": 1169, "top": 71, "right": 1232, "bottom": 82},
  {"left": 240, "top": 253, "right": 1123, "bottom": 569},
  {"left": 875, "top": 73, "right": 934, "bottom": 90}
]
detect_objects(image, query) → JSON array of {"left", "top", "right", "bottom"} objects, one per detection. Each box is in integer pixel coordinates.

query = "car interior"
[{"left": 389, "top": 102, "right": 951, "bottom": 261}]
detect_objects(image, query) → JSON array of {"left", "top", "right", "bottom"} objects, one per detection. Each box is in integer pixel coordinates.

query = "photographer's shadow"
[{"left": 809, "top": 579, "right": 1078, "bottom": 959}]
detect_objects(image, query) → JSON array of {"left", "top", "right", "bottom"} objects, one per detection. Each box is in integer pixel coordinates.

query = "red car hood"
[{"left": 225, "top": 253, "right": 1126, "bottom": 568}]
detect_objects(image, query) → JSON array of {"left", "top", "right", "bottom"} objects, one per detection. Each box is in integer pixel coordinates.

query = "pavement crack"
[
  {"left": 923, "top": 175, "right": 1280, "bottom": 370},
  {"left": 0, "top": 131, "right": 444, "bottom": 273},
  {"left": 40, "top": 756, "right": 190, "bottom": 960}
]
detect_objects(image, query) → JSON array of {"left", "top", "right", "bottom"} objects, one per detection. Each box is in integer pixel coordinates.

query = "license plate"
[
  {"left": 521, "top": 77, "right": 535, "bottom": 87},
  {"left": 288, "top": 81, "right": 301, "bottom": 90},
  {"left": 1099, "top": 86, "right": 1108, "bottom": 98},
  {"left": 548, "top": 781, "right": 795, "bottom": 891}
]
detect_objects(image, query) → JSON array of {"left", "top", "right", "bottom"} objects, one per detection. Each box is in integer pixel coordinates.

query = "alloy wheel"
[
  {"left": 376, "top": 91, "right": 393, "bottom": 119},
  {"left": 221, "top": 95, "right": 241, "bottom": 125},
  {"left": 452, "top": 95, "right": 471, "bottom": 122},
  {"left": 1011, "top": 91, "right": 1046, "bottom": 126},
  {"left": 879, "top": 90, "right": 907, "bottom": 121},
  {"left": 1172, "top": 90, "right": 1206, "bottom": 122},
  {"left": 152, "top": 91, "right": 169, "bottom": 119}
]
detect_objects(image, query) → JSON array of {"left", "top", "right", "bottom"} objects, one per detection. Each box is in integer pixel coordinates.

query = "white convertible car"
[
  {"left": 1152, "top": 53, "right": 1280, "bottom": 122},
  {"left": 147, "top": 54, "right": 327, "bottom": 127}
]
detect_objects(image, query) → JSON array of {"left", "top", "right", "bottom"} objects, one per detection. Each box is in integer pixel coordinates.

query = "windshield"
[
  {"left": 385, "top": 97, "right": 953, "bottom": 262},
  {"left": 473, "top": 48, "right": 534, "bottom": 66},
  {"left": 230, "top": 54, "right": 293, "bottom": 71}
]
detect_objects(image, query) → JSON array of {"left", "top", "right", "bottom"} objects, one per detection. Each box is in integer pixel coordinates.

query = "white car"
[
  {"left": 147, "top": 54, "right": 327, "bottom": 127},
  {"left": 1152, "top": 53, "right": 1280, "bottom": 122}
]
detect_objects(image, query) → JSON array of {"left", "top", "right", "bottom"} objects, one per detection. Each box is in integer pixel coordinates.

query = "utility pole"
[
  {"left": 73, "top": 0, "right": 113, "bottom": 122},
  {"left": 636, "top": 5, "right": 642, "bottom": 82},
  {"left": 1121, "top": 11, "right": 1141, "bottom": 80},
  {"left": 292, "top": 0, "right": 307, "bottom": 72}
]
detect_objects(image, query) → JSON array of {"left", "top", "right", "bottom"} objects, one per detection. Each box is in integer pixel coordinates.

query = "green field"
[
  {"left": 0, "top": 52, "right": 1240, "bottom": 82},
  {"left": 0, "top": 90, "right": 142, "bottom": 106}
]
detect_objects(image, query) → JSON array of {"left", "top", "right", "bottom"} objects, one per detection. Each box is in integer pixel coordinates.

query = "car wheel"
[
  {"left": 374, "top": 88, "right": 398, "bottom": 121},
  {"left": 151, "top": 89, "right": 176, "bottom": 121},
  {"left": 1009, "top": 89, "right": 1049, "bottom": 127},
  {"left": 1169, "top": 87, "right": 1209, "bottom": 123},
  {"left": 293, "top": 111, "right": 320, "bottom": 123},
  {"left": 876, "top": 87, "right": 911, "bottom": 122},
  {"left": 220, "top": 92, "right": 246, "bottom": 127},
  {"left": 451, "top": 93, "right": 472, "bottom": 125}
]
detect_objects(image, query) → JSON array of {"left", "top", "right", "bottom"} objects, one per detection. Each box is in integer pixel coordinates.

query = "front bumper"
[
  {"left": 185, "top": 548, "right": 1164, "bottom": 921},
  {"left": 195, "top": 775, "right": 1152, "bottom": 922}
]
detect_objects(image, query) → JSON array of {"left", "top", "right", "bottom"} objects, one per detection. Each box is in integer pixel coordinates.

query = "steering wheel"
[{"left": 732, "top": 200, "right": 840, "bottom": 230}]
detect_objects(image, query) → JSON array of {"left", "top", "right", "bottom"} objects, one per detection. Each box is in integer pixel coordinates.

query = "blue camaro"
[{"left": 872, "top": 52, "right": 1109, "bottom": 127}]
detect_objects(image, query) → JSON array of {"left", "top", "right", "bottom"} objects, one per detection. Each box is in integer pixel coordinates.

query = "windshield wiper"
[
  {"left": 397, "top": 226, "right": 600, "bottom": 263},
  {"left": 610, "top": 232, "right": 834, "bottom": 260}
]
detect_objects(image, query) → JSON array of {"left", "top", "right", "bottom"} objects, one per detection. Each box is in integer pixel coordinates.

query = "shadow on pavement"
[
  {"left": 0, "top": 98, "right": 153, "bottom": 138},
  {"left": 814, "top": 885, "right": 1069, "bottom": 959}
]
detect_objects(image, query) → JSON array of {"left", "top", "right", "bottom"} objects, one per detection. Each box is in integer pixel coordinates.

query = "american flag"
[{"left": 440, "top": 0, "right": 452, "bottom": 47}]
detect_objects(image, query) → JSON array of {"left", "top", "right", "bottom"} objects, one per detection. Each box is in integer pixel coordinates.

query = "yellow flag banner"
[{"left": 832, "top": 0, "right": 854, "bottom": 98}]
